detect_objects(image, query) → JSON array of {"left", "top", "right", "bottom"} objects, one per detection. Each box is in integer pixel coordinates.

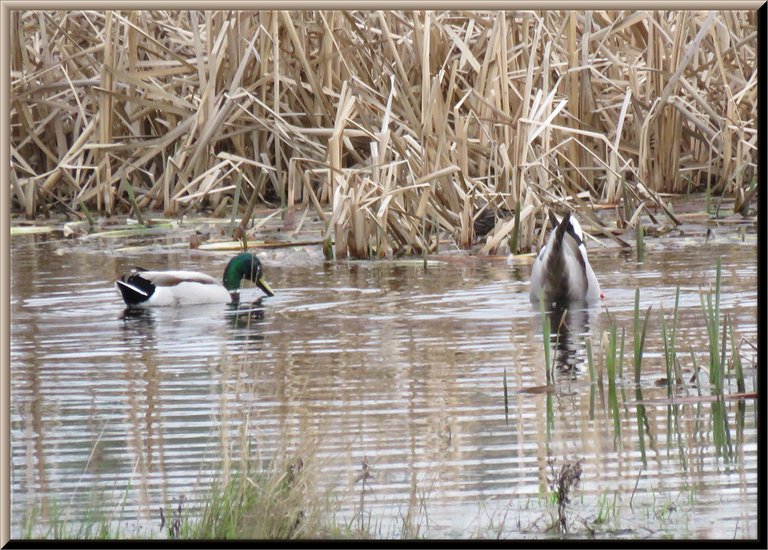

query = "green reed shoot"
[
  {"left": 618, "top": 327, "right": 626, "bottom": 380},
  {"left": 661, "top": 310, "right": 673, "bottom": 398},
  {"left": 585, "top": 337, "right": 595, "bottom": 385},
  {"left": 711, "top": 399, "right": 732, "bottom": 463},
  {"left": 604, "top": 316, "right": 618, "bottom": 388},
  {"left": 608, "top": 381, "right": 621, "bottom": 444},
  {"left": 635, "top": 385, "right": 648, "bottom": 467},
  {"left": 632, "top": 289, "right": 652, "bottom": 385},
  {"left": 586, "top": 337, "right": 597, "bottom": 420},
  {"left": 700, "top": 257, "right": 723, "bottom": 393},
  {"left": 671, "top": 404, "right": 688, "bottom": 471},
  {"left": 22, "top": 483, "right": 132, "bottom": 539},
  {"left": 594, "top": 493, "right": 619, "bottom": 526},
  {"left": 728, "top": 315, "right": 745, "bottom": 394},
  {"left": 636, "top": 223, "right": 645, "bottom": 262},
  {"left": 661, "top": 287, "right": 681, "bottom": 396},
  {"left": 539, "top": 294, "right": 552, "bottom": 386},
  {"left": 120, "top": 178, "right": 146, "bottom": 226},
  {"left": 323, "top": 235, "right": 334, "bottom": 261},
  {"left": 546, "top": 391, "right": 554, "bottom": 441},
  {"left": 671, "top": 288, "right": 682, "bottom": 385},
  {"left": 720, "top": 311, "right": 728, "bottom": 393},
  {"left": 79, "top": 200, "right": 95, "bottom": 227},
  {"left": 508, "top": 201, "right": 521, "bottom": 255}
]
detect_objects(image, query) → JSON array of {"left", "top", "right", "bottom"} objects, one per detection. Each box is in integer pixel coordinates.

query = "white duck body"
[
  {"left": 115, "top": 253, "right": 274, "bottom": 308},
  {"left": 116, "top": 270, "right": 232, "bottom": 307},
  {"left": 529, "top": 211, "right": 600, "bottom": 307}
]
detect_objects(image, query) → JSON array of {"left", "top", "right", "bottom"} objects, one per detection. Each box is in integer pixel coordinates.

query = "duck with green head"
[{"left": 116, "top": 253, "right": 274, "bottom": 307}]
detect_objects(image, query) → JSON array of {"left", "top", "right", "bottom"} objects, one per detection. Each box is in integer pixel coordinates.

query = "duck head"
[{"left": 224, "top": 253, "right": 275, "bottom": 297}]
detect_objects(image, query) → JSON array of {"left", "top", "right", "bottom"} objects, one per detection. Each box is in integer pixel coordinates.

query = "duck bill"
[{"left": 257, "top": 276, "right": 275, "bottom": 297}]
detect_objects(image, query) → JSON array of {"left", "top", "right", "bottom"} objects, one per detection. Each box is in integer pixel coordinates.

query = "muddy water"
[{"left": 10, "top": 226, "right": 758, "bottom": 539}]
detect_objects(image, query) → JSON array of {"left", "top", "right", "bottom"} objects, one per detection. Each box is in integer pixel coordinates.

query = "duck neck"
[{"left": 223, "top": 259, "right": 246, "bottom": 291}]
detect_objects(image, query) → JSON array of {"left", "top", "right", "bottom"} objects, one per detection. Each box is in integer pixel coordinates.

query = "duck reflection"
[
  {"left": 119, "top": 306, "right": 158, "bottom": 342},
  {"left": 119, "top": 299, "right": 266, "bottom": 328},
  {"left": 226, "top": 299, "right": 267, "bottom": 329},
  {"left": 118, "top": 297, "right": 266, "bottom": 347},
  {"left": 544, "top": 305, "right": 598, "bottom": 375}
]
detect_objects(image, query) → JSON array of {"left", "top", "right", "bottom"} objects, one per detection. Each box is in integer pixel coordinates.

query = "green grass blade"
[
  {"left": 729, "top": 318, "right": 745, "bottom": 394},
  {"left": 539, "top": 293, "right": 552, "bottom": 386},
  {"left": 120, "top": 179, "right": 146, "bottom": 226}
]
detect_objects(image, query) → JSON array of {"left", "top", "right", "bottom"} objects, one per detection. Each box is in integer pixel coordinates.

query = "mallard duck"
[
  {"left": 529, "top": 211, "right": 601, "bottom": 306},
  {"left": 116, "top": 252, "right": 274, "bottom": 307}
]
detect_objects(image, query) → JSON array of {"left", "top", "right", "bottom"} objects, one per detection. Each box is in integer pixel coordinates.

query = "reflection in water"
[
  {"left": 635, "top": 386, "right": 652, "bottom": 468},
  {"left": 121, "top": 301, "right": 267, "bottom": 328},
  {"left": 227, "top": 300, "right": 266, "bottom": 329},
  {"left": 544, "top": 305, "right": 598, "bottom": 374},
  {"left": 119, "top": 300, "right": 266, "bottom": 344},
  {"left": 119, "top": 305, "right": 157, "bottom": 328},
  {"left": 9, "top": 233, "right": 759, "bottom": 539}
]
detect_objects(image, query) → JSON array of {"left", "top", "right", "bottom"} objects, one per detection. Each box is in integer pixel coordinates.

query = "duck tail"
[
  {"left": 553, "top": 211, "right": 571, "bottom": 246},
  {"left": 540, "top": 211, "right": 573, "bottom": 302},
  {"left": 115, "top": 273, "right": 155, "bottom": 306},
  {"left": 544, "top": 211, "right": 571, "bottom": 265}
]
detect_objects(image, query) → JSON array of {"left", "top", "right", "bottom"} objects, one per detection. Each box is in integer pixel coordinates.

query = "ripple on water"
[{"left": 9, "top": 236, "right": 758, "bottom": 539}]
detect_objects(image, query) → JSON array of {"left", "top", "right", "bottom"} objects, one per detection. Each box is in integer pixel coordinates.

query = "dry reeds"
[{"left": 11, "top": 10, "right": 758, "bottom": 256}]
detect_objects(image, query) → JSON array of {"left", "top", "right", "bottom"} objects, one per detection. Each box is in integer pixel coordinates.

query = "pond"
[{"left": 9, "top": 214, "right": 759, "bottom": 539}]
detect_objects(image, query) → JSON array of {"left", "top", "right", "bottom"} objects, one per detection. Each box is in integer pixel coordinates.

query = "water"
[{"left": 9, "top": 226, "right": 759, "bottom": 539}]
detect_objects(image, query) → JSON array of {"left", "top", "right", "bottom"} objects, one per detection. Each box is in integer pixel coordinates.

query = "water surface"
[{"left": 10, "top": 225, "right": 758, "bottom": 539}]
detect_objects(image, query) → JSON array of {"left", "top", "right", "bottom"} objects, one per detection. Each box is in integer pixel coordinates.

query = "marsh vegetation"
[{"left": 11, "top": 10, "right": 757, "bottom": 257}]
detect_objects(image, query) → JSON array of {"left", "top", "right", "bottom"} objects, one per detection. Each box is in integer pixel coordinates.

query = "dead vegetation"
[
  {"left": 547, "top": 457, "right": 584, "bottom": 534},
  {"left": 10, "top": 10, "right": 758, "bottom": 257}
]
